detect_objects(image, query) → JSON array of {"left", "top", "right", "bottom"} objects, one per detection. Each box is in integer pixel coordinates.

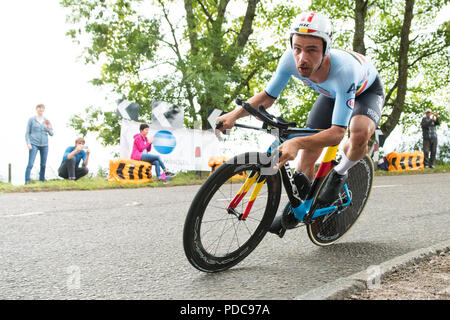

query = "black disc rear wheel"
[{"left": 307, "top": 155, "right": 374, "bottom": 246}]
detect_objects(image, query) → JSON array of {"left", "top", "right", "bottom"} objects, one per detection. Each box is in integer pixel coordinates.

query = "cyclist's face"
[
  {"left": 291, "top": 35, "right": 324, "bottom": 78},
  {"left": 141, "top": 128, "right": 149, "bottom": 136}
]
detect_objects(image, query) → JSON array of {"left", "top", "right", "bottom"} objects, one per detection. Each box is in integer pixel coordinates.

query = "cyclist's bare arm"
[
  {"left": 277, "top": 125, "right": 346, "bottom": 169},
  {"left": 216, "top": 91, "right": 276, "bottom": 131}
]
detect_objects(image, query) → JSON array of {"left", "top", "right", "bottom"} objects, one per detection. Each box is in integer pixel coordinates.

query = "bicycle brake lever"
[{"left": 214, "top": 121, "right": 229, "bottom": 141}]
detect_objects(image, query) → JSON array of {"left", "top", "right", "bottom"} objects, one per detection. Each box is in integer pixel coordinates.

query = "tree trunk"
[
  {"left": 353, "top": 0, "right": 368, "bottom": 54},
  {"left": 381, "top": 0, "right": 415, "bottom": 138}
]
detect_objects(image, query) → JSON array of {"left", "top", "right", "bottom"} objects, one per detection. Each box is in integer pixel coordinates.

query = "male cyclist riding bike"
[{"left": 217, "top": 11, "right": 385, "bottom": 234}]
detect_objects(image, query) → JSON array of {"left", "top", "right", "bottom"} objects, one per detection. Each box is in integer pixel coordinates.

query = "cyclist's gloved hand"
[{"left": 274, "top": 139, "right": 301, "bottom": 170}]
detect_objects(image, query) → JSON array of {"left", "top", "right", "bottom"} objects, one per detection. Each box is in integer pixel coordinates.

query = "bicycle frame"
[{"left": 225, "top": 131, "right": 352, "bottom": 224}]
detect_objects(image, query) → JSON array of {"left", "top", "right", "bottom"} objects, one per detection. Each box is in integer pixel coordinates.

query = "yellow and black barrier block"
[
  {"left": 208, "top": 156, "right": 247, "bottom": 180},
  {"left": 108, "top": 158, "right": 153, "bottom": 184},
  {"left": 386, "top": 151, "right": 424, "bottom": 172}
]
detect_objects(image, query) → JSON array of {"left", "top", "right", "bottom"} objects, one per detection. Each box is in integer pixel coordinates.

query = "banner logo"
[{"left": 153, "top": 130, "right": 177, "bottom": 154}]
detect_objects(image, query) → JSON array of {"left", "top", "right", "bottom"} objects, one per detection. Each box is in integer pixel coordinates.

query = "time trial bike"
[{"left": 183, "top": 99, "right": 373, "bottom": 273}]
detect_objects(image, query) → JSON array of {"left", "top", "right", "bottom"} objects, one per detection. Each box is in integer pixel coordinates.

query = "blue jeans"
[
  {"left": 140, "top": 154, "right": 166, "bottom": 178},
  {"left": 25, "top": 145, "right": 48, "bottom": 182}
]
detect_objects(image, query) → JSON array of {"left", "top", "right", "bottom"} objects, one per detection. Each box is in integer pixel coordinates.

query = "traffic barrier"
[
  {"left": 108, "top": 158, "right": 153, "bottom": 184},
  {"left": 386, "top": 151, "right": 424, "bottom": 172},
  {"left": 208, "top": 156, "right": 247, "bottom": 180}
]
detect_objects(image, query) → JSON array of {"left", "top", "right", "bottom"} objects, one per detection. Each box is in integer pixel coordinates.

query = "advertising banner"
[{"left": 120, "top": 119, "right": 218, "bottom": 172}]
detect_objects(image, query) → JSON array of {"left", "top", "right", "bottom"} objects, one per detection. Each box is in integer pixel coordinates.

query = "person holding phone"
[
  {"left": 58, "top": 137, "right": 90, "bottom": 180},
  {"left": 421, "top": 108, "right": 440, "bottom": 168},
  {"left": 25, "top": 103, "right": 54, "bottom": 183}
]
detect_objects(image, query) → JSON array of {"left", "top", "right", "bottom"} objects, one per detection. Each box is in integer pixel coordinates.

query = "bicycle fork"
[{"left": 226, "top": 170, "right": 266, "bottom": 221}]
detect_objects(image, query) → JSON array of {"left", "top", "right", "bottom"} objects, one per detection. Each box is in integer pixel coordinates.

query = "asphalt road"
[{"left": 0, "top": 173, "right": 449, "bottom": 300}]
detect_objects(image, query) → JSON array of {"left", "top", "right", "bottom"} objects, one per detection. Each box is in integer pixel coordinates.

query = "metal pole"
[{"left": 8, "top": 163, "right": 11, "bottom": 183}]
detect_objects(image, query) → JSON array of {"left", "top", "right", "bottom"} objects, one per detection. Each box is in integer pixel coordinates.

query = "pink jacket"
[{"left": 131, "top": 133, "right": 152, "bottom": 160}]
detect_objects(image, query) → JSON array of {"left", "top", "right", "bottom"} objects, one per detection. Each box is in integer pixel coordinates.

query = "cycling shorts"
[{"left": 306, "top": 75, "right": 385, "bottom": 129}]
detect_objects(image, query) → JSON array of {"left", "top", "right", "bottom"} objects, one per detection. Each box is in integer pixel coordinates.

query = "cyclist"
[{"left": 216, "top": 11, "right": 385, "bottom": 232}]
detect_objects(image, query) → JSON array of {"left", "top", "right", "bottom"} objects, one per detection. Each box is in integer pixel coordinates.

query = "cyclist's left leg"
[
  {"left": 318, "top": 76, "right": 384, "bottom": 204},
  {"left": 317, "top": 115, "right": 375, "bottom": 203}
]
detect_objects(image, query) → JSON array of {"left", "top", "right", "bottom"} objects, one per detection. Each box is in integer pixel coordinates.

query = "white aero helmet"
[{"left": 289, "top": 11, "right": 333, "bottom": 56}]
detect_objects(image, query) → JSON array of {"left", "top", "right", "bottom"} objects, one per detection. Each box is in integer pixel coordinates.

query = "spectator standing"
[
  {"left": 25, "top": 104, "right": 54, "bottom": 183},
  {"left": 421, "top": 108, "right": 440, "bottom": 168},
  {"left": 58, "top": 138, "right": 90, "bottom": 180}
]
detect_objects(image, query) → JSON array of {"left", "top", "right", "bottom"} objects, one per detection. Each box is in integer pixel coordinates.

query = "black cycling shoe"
[
  {"left": 268, "top": 203, "right": 301, "bottom": 238},
  {"left": 269, "top": 171, "right": 311, "bottom": 238},
  {"left": 317, "top": 169, "right": 348, "bottom": 204},
  {"left": 268, "top": 214, "right": 287, "bottom": 238}
]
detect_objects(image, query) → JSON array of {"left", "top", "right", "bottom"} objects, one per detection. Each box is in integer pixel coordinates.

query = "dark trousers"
[
  {"left": 423, "top": 137, "right": 437, "bottom": 167},
  {"left": 58, "top": 157, "right": 89, "bottom": 180}
]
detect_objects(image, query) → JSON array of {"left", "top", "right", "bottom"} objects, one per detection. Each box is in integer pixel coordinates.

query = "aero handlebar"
[{"left": 215, "top": 99, "right": 297, "bottom": 130}]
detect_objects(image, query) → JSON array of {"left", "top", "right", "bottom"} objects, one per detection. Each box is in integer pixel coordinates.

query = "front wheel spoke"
[
  {"left": 202, "top": 216, "right": 236, "bottom": 224},
  {"left": 207, "top": 204, "right": 231, "bottom": 211},
  {"left": 205, "top": 218, "right": 236, "bottom": 256},
  {"left": 227, "top": 220, "right": 240, "bottom": 255},
  {"left": 242, "top": 220, "right": 255, "bottom": 237},
  {"left": 217, "top": 184, "right": 235, "bottom": 202},
  {"left": 245, "top": 215, "right": 263, "bottom": 223}
]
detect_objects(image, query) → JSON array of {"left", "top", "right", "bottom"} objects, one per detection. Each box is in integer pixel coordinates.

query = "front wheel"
[
  {"left": 183, "top": 152, "right": 282, "bottom": 272},
  {"left": 307, "top": 155, "right": 374, "bottom": 246}
]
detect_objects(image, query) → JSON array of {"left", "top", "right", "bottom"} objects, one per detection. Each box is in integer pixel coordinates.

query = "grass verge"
[
  {"left": 0, "top": 171, "right": 209, "bottom": 193},
  {"left": 0, "top": 163, "right": 448, "bottom": 193}
]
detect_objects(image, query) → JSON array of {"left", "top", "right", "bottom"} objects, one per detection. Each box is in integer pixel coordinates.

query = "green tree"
[
  {"left": 63, "top": 0, "right": 449, "bottom": 146},
  {"left": 62, "top": 0, "right": 302, "bottom": 145}
]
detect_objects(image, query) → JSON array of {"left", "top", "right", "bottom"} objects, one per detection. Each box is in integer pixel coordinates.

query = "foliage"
[
  {"left": 61, "top": 0, "right": 303, "bottom": 145},
  {"left": 62, "top": 0, "right": 450, "bottom": 146}
]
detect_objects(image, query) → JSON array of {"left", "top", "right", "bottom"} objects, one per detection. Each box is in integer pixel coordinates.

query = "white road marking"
[
  {"left": 1, "top": 211, "right": 45, "bottom": 218},
  {"left": 372, "top": 184, "right": 402, "bottom": 188}
]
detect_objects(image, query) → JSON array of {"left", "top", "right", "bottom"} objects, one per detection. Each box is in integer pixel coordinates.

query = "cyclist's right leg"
[
  {"left": 269, "top": 95, "right": 332, "bottom": 236},
  {"left": 296, "top": 148, "right": 323, "bottom": 181}
]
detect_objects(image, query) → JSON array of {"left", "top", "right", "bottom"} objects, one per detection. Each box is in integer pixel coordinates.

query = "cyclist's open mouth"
[{"left": 298, "top": 66, "right": 310, "bottom": 74}]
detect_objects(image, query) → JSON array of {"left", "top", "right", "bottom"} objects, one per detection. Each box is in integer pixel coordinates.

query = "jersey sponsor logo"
[
  {"left": 346, "top": 98, "right": 355, "bottom": 110},
  {"left": 347, "top": 83, "right": 356, "bottom": 94},
  {"left": 367, "top": 108, "right": 380, "bottom": 123}
]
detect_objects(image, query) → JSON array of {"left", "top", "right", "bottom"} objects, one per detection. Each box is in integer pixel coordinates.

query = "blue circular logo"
[{"left": 153, "top": 130, "right": 176, "bottom": 154}]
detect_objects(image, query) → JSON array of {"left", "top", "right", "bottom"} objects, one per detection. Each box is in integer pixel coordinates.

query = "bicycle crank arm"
[{"left": 305, "top": 184, "right": 352, "bottom": 223}]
